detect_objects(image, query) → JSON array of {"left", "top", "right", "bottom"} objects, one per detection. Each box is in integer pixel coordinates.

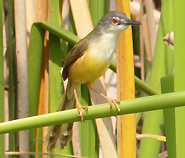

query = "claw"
[
  {"left": 76, "top": 101, "right": 88, "bottom": 121},
  {"left": 71, "top": 83, "right": 88, "bottom": 121},
  {"left": 87, "top": 85, "right": 121, "bottom": 113},
  {"left": 106, "top": 98, "right": 120, "bottom": 112}
]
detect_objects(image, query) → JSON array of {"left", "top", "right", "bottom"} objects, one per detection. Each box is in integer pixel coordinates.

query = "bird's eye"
[{"left": 112, "top": 17, "right": 119, "bottom": 24}]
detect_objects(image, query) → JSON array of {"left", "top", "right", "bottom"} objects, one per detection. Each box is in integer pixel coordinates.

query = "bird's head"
[{"left": 96, "top": 11, "right": 141, "bottom": 35}]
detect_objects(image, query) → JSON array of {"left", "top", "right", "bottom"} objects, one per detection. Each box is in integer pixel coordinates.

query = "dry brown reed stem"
[{"left": 14, "top": 0, "right": 29, "bottom": 158}]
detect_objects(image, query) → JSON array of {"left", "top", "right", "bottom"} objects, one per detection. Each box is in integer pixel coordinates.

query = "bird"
[{"left": 45, "top": 11, "right": 141, "bottom": 151}]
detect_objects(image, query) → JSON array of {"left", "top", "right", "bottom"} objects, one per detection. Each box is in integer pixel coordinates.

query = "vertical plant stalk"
[
  {"left": 70, "top": 0, "right": 93, "bottom": 38},
  {"left": 139, "top": 0, "right": 144, "bottom": 81},
  {"left": 174, "top": 0, "right": 185, "bottom": 156},
  {"left": 41, "top": 36, "right": 49, "bottom": 158},
  {"left": 161, "top": 75, "right": 176, "bottom": 158},
  {"left": 34, "top": 1, "right": 48, "bottom": 156},
  {"left": 0, "top": 0, "right": 4, "bottom": 157},
  {"left": 145, "top": 0, "right": 156, "bottom": 60},
  {"left": 28, "top": 24, "right": 45, "bottom": 156},
  {"left": 25, "top": 0, "right": 35, "bottom": 45},
  {"left": 115, "top": 0, "right": 136, "bottom": 158},
  {"left": 3, "top": 17, "right": 8, "bottom": 156},
  {"left": 14, "top": 0, "right": 29, "bottom": 157},
  {"left": 8, "top": 0, "right": 16, "bottom": 155},
  {"left": 48, "top": 0, "right": 68, "bottom": 156},
  {"left": 48, "top": 0, "right": 62, "bottom": 113}
]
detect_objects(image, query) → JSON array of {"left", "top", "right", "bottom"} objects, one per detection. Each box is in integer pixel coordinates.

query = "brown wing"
[{"left": 62, "top": 38, "right": 89, "bottom": 80}]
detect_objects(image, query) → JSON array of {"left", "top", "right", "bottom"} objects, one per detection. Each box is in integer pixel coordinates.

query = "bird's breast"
[{"left": 68, "top": 33, "right": 118, "bottom": 84}]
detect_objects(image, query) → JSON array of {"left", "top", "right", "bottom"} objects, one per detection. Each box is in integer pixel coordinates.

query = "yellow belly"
[{"left": 68, "top": 49, "right": 113, "bottom": 84}]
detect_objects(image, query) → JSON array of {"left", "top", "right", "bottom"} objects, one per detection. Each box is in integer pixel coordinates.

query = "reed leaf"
[{"left": 28, "top": 24, "right": 45, "bottom": 153}]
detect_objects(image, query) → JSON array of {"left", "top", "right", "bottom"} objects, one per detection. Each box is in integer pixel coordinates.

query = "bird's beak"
[
  {"left": 120, "top": 18, "right": 141, "bottom": 25},
  {"left": 125, "top": 19, "right": 141, "bottom": 25}
]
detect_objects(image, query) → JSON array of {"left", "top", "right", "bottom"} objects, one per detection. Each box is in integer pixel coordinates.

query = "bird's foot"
[
  {"left": 76, "top": 102, "right": 88, "bottom": 121},
  {"left": 105, "top": 97, "right": 120, "bottom": 112},
  {"left": 87, "top": 85, "right": 120, "bottom": 112}
]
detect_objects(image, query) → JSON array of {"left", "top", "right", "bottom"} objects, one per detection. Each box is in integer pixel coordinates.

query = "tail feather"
[{"left": 45, "top": 83, "right": 76, "bottom": 151}]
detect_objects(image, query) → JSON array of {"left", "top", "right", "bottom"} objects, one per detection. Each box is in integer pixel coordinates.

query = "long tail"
[{"left": 45, "top": 83, "right": 76, "bottom": 151}]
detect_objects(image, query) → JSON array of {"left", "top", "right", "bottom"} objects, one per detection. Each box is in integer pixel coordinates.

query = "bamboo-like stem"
[
  {"left": 115, "top": 0, "right": 136, "bottom": 157},
  {"left": 0, "top": 0, "right": 4, "bottom": 156},
  {"left": 174, "top": 0, "right": 185, "bottom": 156},
  {"left": 14, "top": 0, "right": 29, "bottom": 157},
  {"left": 8, "top": 0, "right": 16, "bottom": 154},
  {"left": 1, "top": 91, "right": 185, "bottom": 135}
]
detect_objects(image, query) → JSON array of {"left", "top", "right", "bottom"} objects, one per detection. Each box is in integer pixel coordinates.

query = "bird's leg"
[
  {"left": 71, "top": 83, "right": 88, "bottom": 121},
  {"left": 87, "top": 83, "right": 120, "bottom": 112}
]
